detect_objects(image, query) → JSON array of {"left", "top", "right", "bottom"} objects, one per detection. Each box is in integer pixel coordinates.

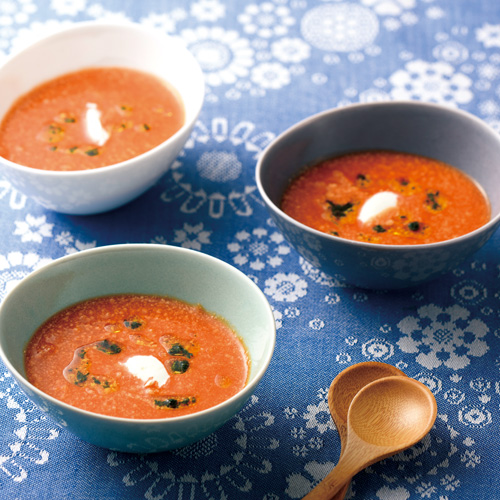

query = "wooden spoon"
[
  {"left": 328, "top": 362, "right": 407, "bottom": 500},
  {"left": 303, "top": 376, "right": 437, "bottom": 500}
]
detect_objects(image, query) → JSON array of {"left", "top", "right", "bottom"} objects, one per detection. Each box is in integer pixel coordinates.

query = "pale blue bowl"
[
  {"left": 0, "top": 244, "right": 276, "bottom": 453},
  {"left": 256, "top": 101, "right": 500, "bottom": 289}
]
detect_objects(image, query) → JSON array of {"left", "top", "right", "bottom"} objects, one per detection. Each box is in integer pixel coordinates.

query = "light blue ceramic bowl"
[
  {"left": 0, "top": 244, "right": 276, "bottom": 453},
  {"left": 256, "top": 101, "right": 500, "bottom": 289}
]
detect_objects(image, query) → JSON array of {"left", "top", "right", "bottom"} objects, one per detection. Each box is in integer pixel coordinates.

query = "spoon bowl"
[
  {"left": 304, "top": 376, "right": 437, "bottom": 499},
  {"left": 328, "top": 362, "right": 407, "bottom": 442},
  {"left": 348, "top": 376, "right": 436, "bottom": 449},
  {"left": 327, "top": 362, "right": 407, "bottom": 499}
]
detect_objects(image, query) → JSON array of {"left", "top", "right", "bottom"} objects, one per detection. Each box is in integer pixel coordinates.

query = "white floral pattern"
[
  {"left": 0, "top": 371, "right": 59, "bottom": 484},
  {"left": 396, "top": 304, "right": 489, "bottom": 370},
  {"left": 161, "top": 118, "right": 274, "bottom": 218},
  {"left": 0, "top": 251, "right": 52, "bottom": 299},
  {"left": 105, "top": 396, "right": 278, "bottom": 499},
  {"left": 227, "top": 225, "right": 291, "bottom": 271},
  {"left": 389, "top": 59, "right": 473, "bottom": 105}
]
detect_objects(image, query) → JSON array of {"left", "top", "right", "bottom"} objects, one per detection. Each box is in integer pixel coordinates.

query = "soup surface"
[
  {"left": 281, "top": 150, "right": 490, "bottom": 245},
  {"left": 24, "top": 294, "right": 249, "bottom": 419},
  {"left": 0, "top": 67, "right": 184, "bottom": 171}
]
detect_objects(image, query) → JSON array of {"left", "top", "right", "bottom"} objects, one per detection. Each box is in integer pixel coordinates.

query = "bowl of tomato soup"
[
  {"left": 256, "top": 101, "right": 500, "bottom": 289},
  {"left": 0, "top": 244, "right": 276, "bottom": 453},
  {"left": 0, "top": 21, "right": 204, "bottom": 214}
]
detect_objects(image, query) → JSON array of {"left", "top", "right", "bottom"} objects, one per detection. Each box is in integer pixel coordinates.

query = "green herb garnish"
[
  {"left": 373, "top": 225, "right": 387, "bottom": 233},
  {"left": 168, "top": 343, "right": 193, "bottom": 358},
  {"left": 124, "top": 319, "right": 142, "bottom": 329},
  {"left": 75, "top": 370, "right": 88, "bottom": 385},
  {"left": 326, "top": 200, "right": 354, "bottom": 219},
  {"left": 96, "top": 339, "right": 122, "bottom": 355},
  {"left": 425, "top": 191, "right": 441, "bottom": 210},
  {"left": 48, "top": 124, "right": 63, "bottom": 137},
  {"left": 154, "top": 396, "right": 196, "bottom": 409},
  {"left": 171, "top": 359, "right": 190, "bottom": 374},
  {"left": 155, "top": 398, "right": 179, "bottom": 409},
  {"left": 85, "top": 148, "right": 99, "bottom": 157},
  {"left": 408, "top": 221, "right": 422, "bottom": 232}
]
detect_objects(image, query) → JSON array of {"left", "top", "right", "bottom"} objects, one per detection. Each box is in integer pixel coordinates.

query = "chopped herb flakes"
[
  {"left": 85, "top": 148, "right": 99, "bottom": 157},
  {"left": 372, "top": 225, "right": 387, "bottom": 233},
  {"left": 57, "top": 112, "right": 76, "bottom": 123},
  {"left": 154, "top": 396, "right": 196, "bottom": 409},
  {"left": 425, "top": 191, "right": 442, "bottom": 210},
  {"left": 356, "top": 173, "right": 369, "bottom": 187},
  {"left": 124, "top": 319, "right": 142, "bottom": 330},
  {"left": 171, "top": 359, "right": 190, "bottom": 374},
  {"left": 44, "top": 124, "right": 65, "bottom": 143},
  {"left": 75, "top": 370, "right": 89, "bottom": 385},
  {"left": 96, "top": 339, "right": 122, "bottom": 355},
  {"left": 64, "top": 339, "right": 121, "bottom": 388},
  {"left": 326, "top": 200, "right": 354, "bottom": 219},
  {"left": 90, "top": 376, "right": 115, "bottom": 392},
  {"left": 408, "top": 221, "right": 422, "bottom": 232},
  {"left": 168, "top": 343, "right": 194, "bottom": 358}
]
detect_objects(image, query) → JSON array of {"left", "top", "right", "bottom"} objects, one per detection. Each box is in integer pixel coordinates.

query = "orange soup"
[
  {"left": 24, "top": 294, "right": 249, "bottom": 419},
  {"left": 281, "top": 150, "right": 490, "bottom": 245},
  {"left": 0, "top": 67, "right": 184, "bottom": 171}
]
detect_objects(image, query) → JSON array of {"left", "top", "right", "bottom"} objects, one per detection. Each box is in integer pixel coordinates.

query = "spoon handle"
[
  {"left": 302, "top": 456, "right": 355, "bottom": 500},
  {"left": 330, "top": 483, "right": 349, "bottom": 500}
]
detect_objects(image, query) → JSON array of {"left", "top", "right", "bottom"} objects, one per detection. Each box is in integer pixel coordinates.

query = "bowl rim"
[
  {"left": 256, "top": 100, "right": 500, "bottom": 251},
  {"left": 0, "top": 20, "right": 205, "bottom": 178},
  {"left": 0, "top": 243, "right": 276, "bottom": 424}
]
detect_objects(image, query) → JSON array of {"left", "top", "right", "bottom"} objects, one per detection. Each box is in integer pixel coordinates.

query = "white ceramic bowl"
[
  {"left": 0, "top": 244, "right": 276, "bottom": 453},
  {"left": 256, "top": 101, "right": 500, "bottom": 289},
  {"left": 0, "top": 22, "right": 204, "bottom": 214}
]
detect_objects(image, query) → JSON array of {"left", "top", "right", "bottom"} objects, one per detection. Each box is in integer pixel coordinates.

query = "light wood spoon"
[
  {"left": 303, "top": 376, "right": 437, "bottom": 500},
  {"left": 327, "top": 362, "right": 407, "bottom": 500}
]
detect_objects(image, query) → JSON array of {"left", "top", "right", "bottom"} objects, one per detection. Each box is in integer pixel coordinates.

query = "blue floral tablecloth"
[{"left": 1, "top": 1, "right": 500, "bottom": 499}]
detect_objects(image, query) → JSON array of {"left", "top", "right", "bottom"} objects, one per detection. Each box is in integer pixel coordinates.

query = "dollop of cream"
[
  {"left": 358, "top": 191, "right": 399, "bottom": 224},
  {"left": 122, "top": 355, "right": 169, "bottom": 388},
  {"left": 84, "top": 102, "right": 110, "bottom": 146}
]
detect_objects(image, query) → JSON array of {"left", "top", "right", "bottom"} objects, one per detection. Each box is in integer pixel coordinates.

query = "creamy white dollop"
[
  {"left": 122, "top": 355, "right": 169, "bottom": 388},
  {"left": 84, "top": 102, "right": 110, "bottom": 146},
  {"left": 358, "top": 191, "right": 399, "bottom": 224}
]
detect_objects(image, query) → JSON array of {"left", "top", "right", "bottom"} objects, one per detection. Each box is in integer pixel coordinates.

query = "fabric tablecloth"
[{"left": 1, "top": 0, "right": 500, "bottom": 498}]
